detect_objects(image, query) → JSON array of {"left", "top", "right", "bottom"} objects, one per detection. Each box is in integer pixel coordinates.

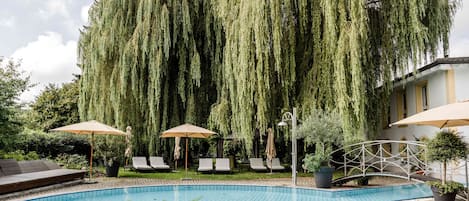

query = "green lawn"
[{"left": 118, "top": 168, "right": 312, "bottom": 180}]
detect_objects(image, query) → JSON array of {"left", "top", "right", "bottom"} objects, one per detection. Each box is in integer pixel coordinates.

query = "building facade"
[{"left": 379, "top": 57, "right": 469, "bottom": 183}]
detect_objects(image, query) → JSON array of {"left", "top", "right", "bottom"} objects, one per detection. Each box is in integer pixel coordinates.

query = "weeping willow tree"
[{"left": 79, "top": 0, "right": 460, "bottom": 155}]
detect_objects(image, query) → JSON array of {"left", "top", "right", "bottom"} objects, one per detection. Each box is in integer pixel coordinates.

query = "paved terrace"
[{"left": 5, "top": 176, "right": 435, "bottom": 201}]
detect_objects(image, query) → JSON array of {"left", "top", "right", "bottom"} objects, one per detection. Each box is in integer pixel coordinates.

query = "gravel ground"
[{"left": 7, "top": 176, "right": 433, "bottom": 201}]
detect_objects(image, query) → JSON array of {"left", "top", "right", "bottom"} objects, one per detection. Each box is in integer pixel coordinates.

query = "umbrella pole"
[
  {"left": 89, "top": 133, "right": 94, "bottom": 181},
  {"left": 270, "top": 159, "right": 273, "bottom": 174},
  {"left": 185, "top": 138, "right": 188, "bottom": 175}
]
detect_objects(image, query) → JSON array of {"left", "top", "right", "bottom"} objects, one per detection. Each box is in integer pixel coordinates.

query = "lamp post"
[{"left": 278, "top": 107, "right": 298, "bottom": 186}]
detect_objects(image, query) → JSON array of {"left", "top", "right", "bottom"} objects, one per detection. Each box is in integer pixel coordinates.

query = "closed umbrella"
[
  {"left": 125, "top": 126, "right": 133, "bottom": 166},
  {"left": 265, "top": 128, "right": 276, "bottom": 174},
  {"left": 161, "top": 123, "right": 216, "bottom": 177},
  {"left": 50, "top": 120, "right": 127, "bottom": 183},
  {"left": 174, "top": 137, "right": 181, "bottom": 170}
]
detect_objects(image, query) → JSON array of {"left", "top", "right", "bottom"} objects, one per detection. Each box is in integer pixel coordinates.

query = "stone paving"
[{"left": 9, "top": 176, "right": 434, "bottom": 201}]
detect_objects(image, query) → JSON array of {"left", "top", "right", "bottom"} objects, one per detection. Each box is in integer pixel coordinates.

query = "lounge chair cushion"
[
  {"left": 149, "top": 157, "right": 170, "bottom": 169},
  {"left": 18, "top": 160, "right": 50, "bottom": 173},
  {"left": 0, "top": 169, "right": 85, "bottom": 194},
  {"left": 249, "top": 158, "right": 267, "bottom": 170},
  {"left": 43, "top": 160, "right": 61, "bottom": 170},
  {"left": 0, "top": 159, "right": 22, "bottom": 176},
  {"left": 215, "top": 158, "right": 231, "bottom": 172},
  {"left": 132, "top": 157, "right": 153, "bottom": 170},
  {"left": 266, "top": 158, "right": 285, "bottom": 171},
  {"left": 197, "top": 158, "right": 213, "bottom": 172}
]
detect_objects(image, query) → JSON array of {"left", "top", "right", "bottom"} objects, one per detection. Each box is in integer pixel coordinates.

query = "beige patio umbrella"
[
  {"left": 50, "top": 120, "right": 127, "bottom": 182},
  {"left": 391, "top": 100, "right": 469, "bottom": 128},
  {"left": 161, "top": 123, "right": 216, "bottom": 175},
  {"left": 174, "top": 137, "right": 181, "bottom": 170},
  {"left": 265, "top": 128, "right": 276, "bottom": 174}
]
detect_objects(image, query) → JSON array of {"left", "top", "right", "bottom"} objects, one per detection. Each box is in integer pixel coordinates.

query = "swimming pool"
[{"left": 28, "top": 184, "right": 432, "bottom": 201}]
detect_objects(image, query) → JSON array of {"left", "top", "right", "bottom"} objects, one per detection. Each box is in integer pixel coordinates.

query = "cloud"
[
  {"left": 449, "top": 0, "right": 469, "bottom": 57},
  {"left": 449, "top": 38, "right": 469, "bottom": 57},
  {"left": 10, "top": 32, "right": 80, "bottom": 103},
  {"left": 38, "top": 0, "right": 70, "bottom": 19},
  {"left": 0, "top": 16, "right": 15, "bottom": 27},
  {"left": 81, "top": 3, "right": 91, "bottom": 24}
]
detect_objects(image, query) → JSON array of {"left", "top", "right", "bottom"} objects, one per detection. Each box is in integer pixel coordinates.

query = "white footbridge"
[
  {"left": 329, "top": 140, "right": 469, "bottom": 200},
  {"left": 330, "top": 140, "right": 430, "bottom": 185}
]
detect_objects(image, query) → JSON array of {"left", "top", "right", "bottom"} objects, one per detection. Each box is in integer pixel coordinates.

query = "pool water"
[{"left": 28, "top": 184, "right": 432, "bottom": 201}]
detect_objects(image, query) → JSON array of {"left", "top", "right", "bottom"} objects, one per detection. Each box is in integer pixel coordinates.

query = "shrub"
[
  {"left": 0, "top": 150, "right": 39, "bottom": 161},
  {"left": 14, "top": 128, "right": 89, "bottom": 158},
  {"left": 94, "top": 135, "right": 126, "bottom": 167},
  {"left": 427, "top": 181, "right": 464, "bottom": 194},
  {"left": 54, "top": 154, "right": 88, "bottom": 169},
  {"left": 297, "top": 109, "right": 343, "bottom": 172}
]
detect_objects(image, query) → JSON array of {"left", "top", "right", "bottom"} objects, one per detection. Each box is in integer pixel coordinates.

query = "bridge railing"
[{"left": 330, "top": 140, "right": 428, "bottom": 180}]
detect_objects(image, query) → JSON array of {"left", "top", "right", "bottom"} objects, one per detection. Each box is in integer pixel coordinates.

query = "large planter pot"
[
  {"left": 431, "top": 186, "right": 457, "bottom": 201},
  {"left": 314, "top": 166, "right": 334, "bottom": 188},
  {"left": 356, "top": 177, "right": 369, "bottom": 186},
  {"left": 105, "top": 161, "right": 120, "bottom": 177}
]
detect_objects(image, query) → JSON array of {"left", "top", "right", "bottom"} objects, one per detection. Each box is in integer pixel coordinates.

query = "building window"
[
  {"left": 382, "top": 104, "right": 391, "bottom": 129},
  {"left": 422, "top": 85, "right": 428, "bottom": 110},
  {"left": 396, "top": 90, "right": 407, "bottom": 120},
  {"left": 403, "top": 93, "right": 407, "bottom": 118},
  {"left": 416, "top": 81, "right": 428, "bottom": 113}
]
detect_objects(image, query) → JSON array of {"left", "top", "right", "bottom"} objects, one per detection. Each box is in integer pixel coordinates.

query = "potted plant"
[
  {"left": 426, "top": 130, "right": 467, "bottom": 201},
  {"left": 297, "top": 109, "right": 343, "bottom": 188},
  {"left": 303, "top": 144, "right": 335, "bottom": 188},
  {"left": 95, "top": 135, "right": 126, "bottom": 177}
]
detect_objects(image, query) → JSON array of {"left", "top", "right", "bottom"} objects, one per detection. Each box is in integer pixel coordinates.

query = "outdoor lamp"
[
  {"left": 278, "top": 107, "right": 298, "bottom": 186},
  {"left": 277, "top": 121, "right": 288, "bottom": 127}
]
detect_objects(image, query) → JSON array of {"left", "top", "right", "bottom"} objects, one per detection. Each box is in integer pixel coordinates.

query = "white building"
[{"left": 380, "top": 56, "right": 469, "bottom": 183}]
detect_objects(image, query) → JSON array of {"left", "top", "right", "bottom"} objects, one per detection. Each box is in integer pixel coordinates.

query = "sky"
[{"left": 1, "top": 0, "right": 469, "bottom": 103}]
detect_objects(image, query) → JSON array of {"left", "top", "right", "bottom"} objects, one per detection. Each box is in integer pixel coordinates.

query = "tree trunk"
[{"left": 443, "top": 161, "right": 447, "bottom": 185}]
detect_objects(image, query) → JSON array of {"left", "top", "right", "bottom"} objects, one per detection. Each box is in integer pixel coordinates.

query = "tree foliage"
[
  {"left": 30, "top": 77, "right": 80, "bottom": 131},
  {"left": 427, "top": 130, "right": 468, "bottom": 163},
  {"left": 0, "top": 57, "right": 30, "bottom": 149},
  {"left": 78, "top": 0, "right": 460, "bottom": 155},
  {"left": 427, "top": 130, "right": 467, "bottom": 186}
]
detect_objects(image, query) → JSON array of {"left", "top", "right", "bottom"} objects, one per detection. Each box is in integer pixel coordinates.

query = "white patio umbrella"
[
  {"left": 161, "top": 123, "right": 216, "bottom": 177},
  {"left": 50, "top": 120, "right": 127, "bottom": 183},
  {"left": 265, "top": 128, "right": 276, "bottom": 174}
]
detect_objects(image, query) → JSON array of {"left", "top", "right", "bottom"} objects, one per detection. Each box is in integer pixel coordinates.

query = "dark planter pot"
[
  {"left": 105, "top": 161, "right": 120, "bottom": 177},
  {"left": 314, "top": 166, "right": 335, "bottom": 188},
  {"left": 356, "top": 177, "right": 369, "bottom": 186},
  {"left": 431, "top": 186, "right": 457, "bottom": 201}
]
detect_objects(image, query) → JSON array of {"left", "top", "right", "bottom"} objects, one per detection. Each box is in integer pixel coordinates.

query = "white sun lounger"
[
  {"left": 266, "top": 158, "right": 285, "bottom": 171},
  {"left": 249, "top": 158, "right": 267, "bottom": 171},
  {"left": 149, "top": 156, "right": 170, "bottom": 170},
  {"left": 215, "top": 158, "right": 231, "bottom": 172},
  {"left": 197, "top": 158, "right": 213, "bottom": 172},
  {"left": 132, "top": 157, "right": 153, "bottom": 171}
]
